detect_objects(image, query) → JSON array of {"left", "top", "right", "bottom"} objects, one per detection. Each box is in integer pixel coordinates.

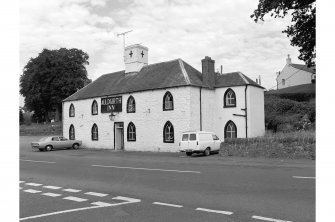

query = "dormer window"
[
  {"left": 163, "top": 91, "right": 174, "bottom": 111},
  {"left": 69, "top": 104, "right": 75, "bottom": 117},
  {"left": 224, "top": 89, "right": 236, "bottom": 108},
  {"left": 127, "top": 96, "right": 136, "bottom": 113}
]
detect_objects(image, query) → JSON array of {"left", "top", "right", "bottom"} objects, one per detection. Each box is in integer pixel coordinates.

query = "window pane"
[
  {"left": 189, "top": 134, "right": 196, "bottom": 141},
  {"left": 182, "top": 134, "right": 189, "bottom": 141}
]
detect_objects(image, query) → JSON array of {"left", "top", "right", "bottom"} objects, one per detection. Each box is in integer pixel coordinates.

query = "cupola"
[{"left": 124, "top": 44, "right": 148, "bottom": 73}]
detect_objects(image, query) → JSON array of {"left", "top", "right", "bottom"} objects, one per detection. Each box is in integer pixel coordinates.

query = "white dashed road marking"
[
  {"left": 153, "top": 202, "right": 183, "bottom": 208},
  {"left": 84, "top": 192, "right": 108, "bottom": 197},
  {"left": 92, "top": 164, "right": 201, "bottom": 174},
  {"left": 91, "top": 201, "right": 114, "bottom": 207},
  {"left": 112, "top": 196, "right": 141, "bottom": 203},
  {"left": 42, "top": 192, "right": 62, "bottom": 197},
  {"left": 196, "top": 208, "right": 234, "bottom": 215},
  {"left": 292, "top": 176, "right": 315, "bottom": 179},
  {"left": 24, "top": 189, "right": 42, "bottom": 194},
  {"left": 63, "top": 196, "right": 88, "bottom": 202},
  {"left": 19, "top": 187, "right": 23, "bottom": 189},
  {"left": 63, "top": 188, "right": 81, "bottom": 193},
  {"left": 252, "top": 215, "right": 292, "bottom": 222},
  {"left": 43, "top": 185, "right": 62, "bottom": 190},
  {"left": 26, "top": 183, "right": 43, "bottom": 187},
  {"left": 20, "top": 159, "right": 56, "bottom": 164},
  {"left": 19, "top": 181, "right": 25, "bottom": 183}
]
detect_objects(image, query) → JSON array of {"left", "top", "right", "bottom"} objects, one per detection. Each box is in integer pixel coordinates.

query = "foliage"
[
  {"left": 20, "top": 122, "right": 62, "bottom": 136},
  {"left": 251, "top": 0, "right": 316, "bottom": 66},
  {"left": 264, "top": 94, "right": 315, "bottom": 132},
  {"left": 19, "top": 108, "right": 24, "bottom": 125},
  {"left": 220, "top": 130, "right": 315, "bottom": 159},
  {"left": 20, "top": 48, "right": 89, "bottom": 121}
]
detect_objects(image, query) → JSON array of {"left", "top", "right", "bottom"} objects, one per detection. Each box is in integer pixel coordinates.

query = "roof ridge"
[
  {"left": 238, "top": 72, "right": 249, "bottom": 84},
  {"left": 178, "top": 59, "right": 191, "bottom": 85}
]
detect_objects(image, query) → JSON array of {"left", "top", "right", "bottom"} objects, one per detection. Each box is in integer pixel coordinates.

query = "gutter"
[
  {"left": 199, "top": 87, "right": 202, "bottom": 131},
  {"left": 245, "top": 85, "right": 248, "bottom": 138}
]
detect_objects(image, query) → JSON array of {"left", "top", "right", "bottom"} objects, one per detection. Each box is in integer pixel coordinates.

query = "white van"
[{"left": 179, "top": 131, "right": 223, "bottom": 156}]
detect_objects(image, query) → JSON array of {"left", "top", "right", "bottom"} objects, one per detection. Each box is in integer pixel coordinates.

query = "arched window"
[
  {"left": 127, "top": 96, "right": 136, "bottom": 113},
  {"left": 91, "top": 100, "right": 98, "bottom": 115},
  {"left": 69, "top": 124, "right": 75, "bottom": 140},
  {"left": 224, "top": 88, "right": 236, "bottom": 107},
  {"left": 127, "top": 122, "right": 136, "bottom": 141},
  {"left": 224, "top": 120, "right": 237, "bottom": 139},
  {"left": 163, "top": 91, "right": 174, "bottom": 111},
  {"left": 91, "top": 124, "right": 98, "bottom": 141},
  {"left": 69, "top": 104, "right": 75, "bottom": 117},
  {"left": 163, "top": 121, "right": 174, "bottom": 143}
]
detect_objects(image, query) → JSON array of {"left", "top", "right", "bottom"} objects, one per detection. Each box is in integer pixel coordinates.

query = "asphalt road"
[{"left": 20, "top": 136, "right": 315, "bottom": 222}]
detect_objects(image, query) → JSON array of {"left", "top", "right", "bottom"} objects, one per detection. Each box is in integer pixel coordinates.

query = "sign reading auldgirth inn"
[{"left": 101, "top": 96, "right": 122, "bottom": 113}]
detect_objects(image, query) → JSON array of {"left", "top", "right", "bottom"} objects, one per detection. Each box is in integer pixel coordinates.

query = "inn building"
[{"left": 63, "top": 44, "right": 265, "bottom": 152}]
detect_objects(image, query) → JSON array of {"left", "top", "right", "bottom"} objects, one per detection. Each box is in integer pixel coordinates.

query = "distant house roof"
[
  {"left": 290, "top": 63, "right": 315, "bottom": 74},
  {"left": 64, "top": 59, "right": 263, "bottom": 102},
  {"left": 266, "top": 83, "right": 315, "bottom": 95}
]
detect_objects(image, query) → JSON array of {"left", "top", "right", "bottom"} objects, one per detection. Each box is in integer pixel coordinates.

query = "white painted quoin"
[
  {"left": 276, "top": 55, "right": 316, "bottom": 89},
  {"left": 63, "top": 44, "right": 265, "bottom": 152}
]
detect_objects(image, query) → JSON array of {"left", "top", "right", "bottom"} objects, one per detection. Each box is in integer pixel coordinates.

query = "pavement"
[{"left": 20, "top": 136, "right": 315, "bottom": 222}]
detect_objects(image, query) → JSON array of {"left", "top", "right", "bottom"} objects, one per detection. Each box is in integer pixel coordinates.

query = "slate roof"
[
  {"left": 64, "top": 59, "right": 263, "bottom": 102},
  {"left": 290, "top": 63, "right": 315, "bottom": 74}
]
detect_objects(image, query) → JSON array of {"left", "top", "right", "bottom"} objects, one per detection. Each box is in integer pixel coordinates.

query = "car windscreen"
[
  {"left": 38, "top": 137, "right": 49, "bottom": 142},
  {"left": 189, "top": 134, "right": 196, "bottom": 141},
  {"left": 182, "top": 134, "right": 189, "bottom": 141}
]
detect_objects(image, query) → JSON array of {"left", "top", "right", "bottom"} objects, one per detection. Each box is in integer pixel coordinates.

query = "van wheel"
[
  {"left": 186, "top": 152, "right": 192, "bottom": 156},
  {"left": 204, "top": 148, "right": 210, "bottom": 156}
]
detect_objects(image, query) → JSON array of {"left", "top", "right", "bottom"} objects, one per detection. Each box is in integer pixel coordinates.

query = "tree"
[
  {"left": 251, "top": 0, "right": 316, "bottom": 67},
  {"left": 19, "top": 108, "right": 24, "bottom": 125},
  {"left": 20, "top": 48, "right": 89, "bottom": 122}
]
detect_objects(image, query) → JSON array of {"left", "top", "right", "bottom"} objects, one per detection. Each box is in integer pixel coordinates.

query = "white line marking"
[
  {"left": 43, "top": 185, "right": 62, "bottom": 190},
  {"left": 112, "top": 196, "right": 141, "bottom": 203},
  {"left": 252, "top": 215, "right": 292, "bottom": 222},
  {"left": 63, "top": 196, "right": 88, "bottom": 202},
  {"left": 19, "top": 187, "right": 23, "bottom": 189},
  {"left": 19, "top": 181, "right": 25, "bottom": 183},
  {"left": 63, "top": 188, "right": 81, "bottom": 193},
  {"left": 24, "top": 189, "right": 42, "bottom": 194},
  {"left": 19, "top": 196, "right": 141, "bottom": 221},
  {"left": 25, "top": 183, "right": 42, "bottom": 187},
  {"left": 292, "top": 176, "right": 315, "bottom": 179},
  {"left": 42, "top": 192, "right": 62, "bottom": 197},
  {"left": 20, "top": 159, "right": 56, "bottom": 164},
  {"left": 92, "top": 165, "right": 201, "bottom": 174},
  {"left": 91, "top": 202, "right": 113, "bottom": 207},
  {"left": 196, "top": 208, "right": 233, "bottom": 215},
  {"left": 85, "top": 192, "right": 108, "bottom": 197},
  {"left": 153, "top": 202, "right": 183, "bottom": 208}
]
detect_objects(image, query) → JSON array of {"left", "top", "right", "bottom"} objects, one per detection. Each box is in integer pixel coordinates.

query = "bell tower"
[{"left": 124, "top": 44, "right": 148, "bottom": 73}]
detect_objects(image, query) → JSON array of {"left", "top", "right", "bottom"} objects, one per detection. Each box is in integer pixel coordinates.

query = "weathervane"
[{"left": 117, "top": 30, "right": 133, "bottom": 61}]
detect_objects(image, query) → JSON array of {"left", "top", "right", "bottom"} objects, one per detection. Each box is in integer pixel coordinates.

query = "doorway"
[{"left": 114, "top": 122, "right": 124, "bottom": 150}]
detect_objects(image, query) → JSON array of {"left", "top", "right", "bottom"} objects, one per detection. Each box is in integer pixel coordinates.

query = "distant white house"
[
  {"left": 276, "top": 55, "right": 315, "bottom": 90},
  {"left": 62, "top": 44, "right": 265, "bottom": 152}
]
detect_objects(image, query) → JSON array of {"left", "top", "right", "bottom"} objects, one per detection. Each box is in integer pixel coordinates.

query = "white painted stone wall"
[
  {"left": 276, "top": 65, "right": 313, "bottom": 89},
  {"left": 63, "top": 86, "right": 194, "bottom": 152},
  {"left": 247, "top": 86, "right": 265, "bottom": 137}
]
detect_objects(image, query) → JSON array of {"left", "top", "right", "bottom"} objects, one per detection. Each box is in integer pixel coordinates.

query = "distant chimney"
[
  {"left": 286, "top": 54, "right": 292, "bottom": 65},
  {"left": 201, "top": 56, "right": 215, "bottom": 89},
  {"left": 124, "top": 44, "right": 148, "bottom": 73},
  {"left": 256, "top": 79, "right": 258, "bottom": 84}
]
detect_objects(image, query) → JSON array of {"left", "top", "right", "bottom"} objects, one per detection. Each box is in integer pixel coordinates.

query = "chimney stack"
[
  {"left": 286, "top": 54, "right": 292, "bottom": 65},
  {"left": 201, "top": 56, "right": 215, "bottom": 89}
]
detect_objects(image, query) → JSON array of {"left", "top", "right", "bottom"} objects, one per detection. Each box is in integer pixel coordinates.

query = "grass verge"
[
  {"left": 20, "top": 122, "right": 62, "bottom": 136},
  {"left": 220, "top": 130, "right": 315, "bottom": 160}
]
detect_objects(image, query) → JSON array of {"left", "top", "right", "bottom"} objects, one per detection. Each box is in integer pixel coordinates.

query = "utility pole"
[{"left": 117, "top": 30, "right": 133, "bottom": 61}]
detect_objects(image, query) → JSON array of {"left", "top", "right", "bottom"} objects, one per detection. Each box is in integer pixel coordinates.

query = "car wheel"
[
  {"left": 186, "top": 152, "right": 192, "bottom": 156},
  {"left": 45, "top": 145, "right": 52, "bottom": 152},
  {"left": 38, "top": 148, "right": 44, "bottom": 152},
  {"left": 72, "top": 144, "right": 79, "bottom": 149},
  {"left": 204, "top": 148, "right": 210, "bottom": 156}
]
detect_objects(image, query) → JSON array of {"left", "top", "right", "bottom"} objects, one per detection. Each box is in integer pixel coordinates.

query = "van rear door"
[
  {"left": 188, "top": 133, "right": 197, "bottom": 150},
  {"left": 180, "top": 133, "right": 189, "bottom": 151}
]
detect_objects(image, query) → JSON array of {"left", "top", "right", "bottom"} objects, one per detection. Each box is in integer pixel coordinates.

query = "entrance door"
[{"left": 114, "top": 122, "right": 124, "bottom": 150}]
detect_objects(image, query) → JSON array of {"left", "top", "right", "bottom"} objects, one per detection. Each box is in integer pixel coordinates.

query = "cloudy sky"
[{"left": 19, "top": 0, "right": 302, "bottom": 105}]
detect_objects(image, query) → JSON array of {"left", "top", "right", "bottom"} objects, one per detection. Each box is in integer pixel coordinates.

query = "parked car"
[
  {"left": 31, "top": 136, "right": 82, "bottom": 152},
  {"left": 179, "top": 131, "right": 222, "bottom": 156}
]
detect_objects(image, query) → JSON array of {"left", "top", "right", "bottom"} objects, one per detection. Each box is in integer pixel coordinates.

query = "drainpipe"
[
  {"left": 200, "top": 87, "right": 202, "bottom": 131},
  {"left": 245, "top": 85, "right": 248, "bottom": 138}
]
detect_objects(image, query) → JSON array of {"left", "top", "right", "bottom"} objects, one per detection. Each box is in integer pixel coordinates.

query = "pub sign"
[{"left": 101, "top": 96, "right": 122, "bottom": 113}]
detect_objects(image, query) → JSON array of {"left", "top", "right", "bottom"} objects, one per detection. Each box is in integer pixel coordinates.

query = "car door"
[
  {"left": 59, "top": 137, "right": 70, "bottom": 148},
  {"left": 51, "top": 137, "right": 61, "bottom": 148}
]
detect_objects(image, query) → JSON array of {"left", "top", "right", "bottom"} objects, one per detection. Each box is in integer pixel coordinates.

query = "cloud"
[{"left": 20, "top": 0, "right": 302, "bottom": 106}]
